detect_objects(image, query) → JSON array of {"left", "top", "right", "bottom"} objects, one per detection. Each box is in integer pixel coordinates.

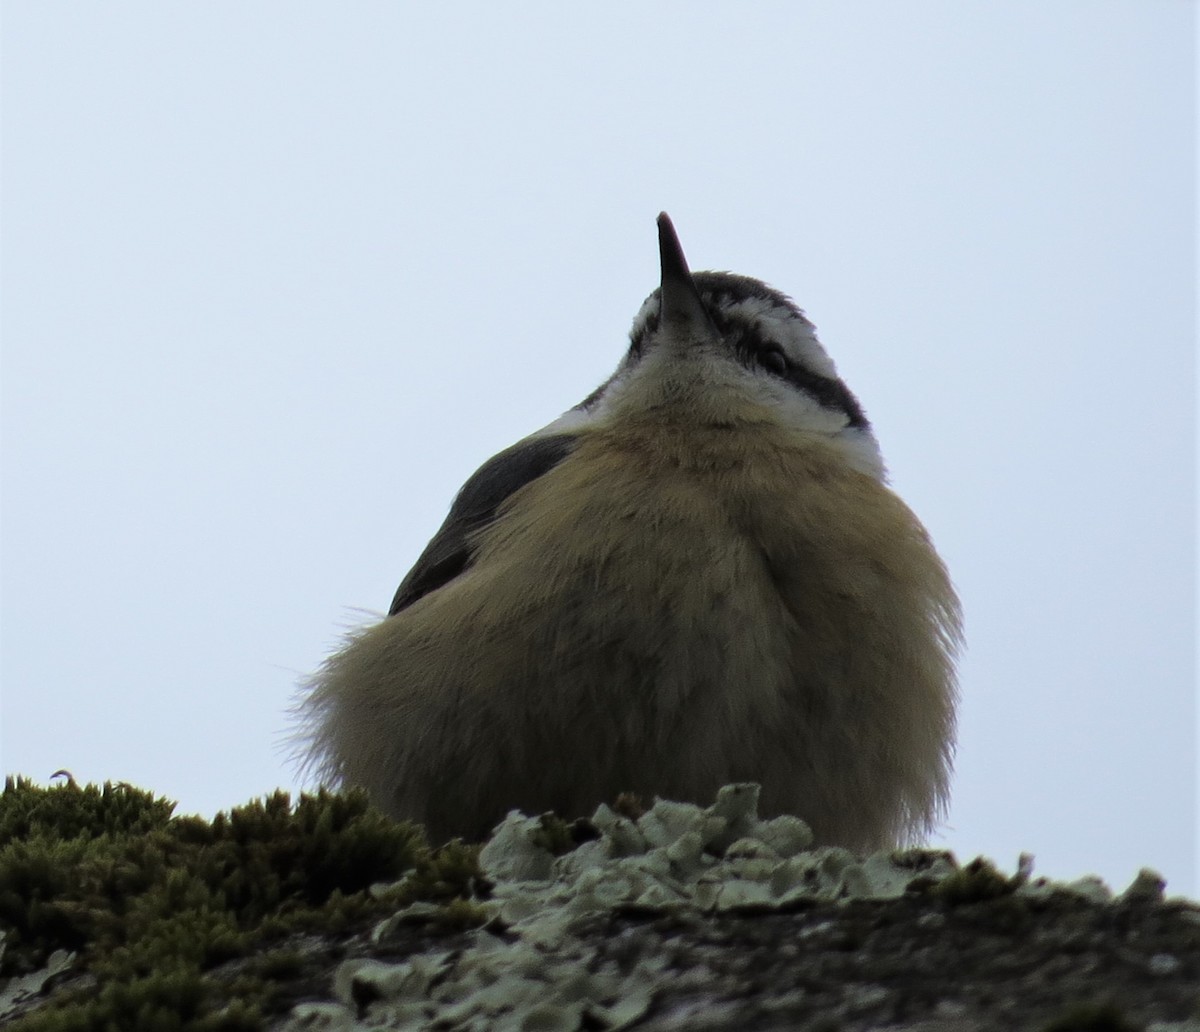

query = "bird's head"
[{"left": 559, "top": 213, "right": 884, "bottom": 479}]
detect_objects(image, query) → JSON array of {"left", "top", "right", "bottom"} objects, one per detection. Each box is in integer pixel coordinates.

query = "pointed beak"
[{"left": 657, "top": 213, "right": 717, "bottom": 338}]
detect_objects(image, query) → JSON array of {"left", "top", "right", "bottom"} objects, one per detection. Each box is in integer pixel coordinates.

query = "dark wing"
[{"left": 388, "top": 433, "right": 578, "bottom": 615}]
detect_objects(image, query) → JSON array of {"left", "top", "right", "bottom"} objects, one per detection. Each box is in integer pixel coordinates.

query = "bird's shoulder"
[{"left": 388, "top": 431, "right": 578, "bottom": 614}]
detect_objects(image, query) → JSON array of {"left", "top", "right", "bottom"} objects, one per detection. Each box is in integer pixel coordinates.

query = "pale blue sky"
[{"left": 2, "top": 2, "right": 1195, "bottom": 894}]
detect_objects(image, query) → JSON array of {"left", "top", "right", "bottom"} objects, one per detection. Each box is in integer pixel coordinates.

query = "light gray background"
[{"left": 2, "top": 3, "right": 1195, "bottom": 895}]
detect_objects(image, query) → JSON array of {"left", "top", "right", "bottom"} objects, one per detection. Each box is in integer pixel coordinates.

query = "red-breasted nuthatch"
[{"left": 300, "top": 214, "right": 961, "bottom": 850}]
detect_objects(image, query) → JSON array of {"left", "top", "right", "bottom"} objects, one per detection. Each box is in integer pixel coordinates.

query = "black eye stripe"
[
  {"left": 778, "top": 362, "right": 869, "bottom": 428},
  {"left": 738, "top": 333, "right": 868, "bottom": 428},
  {"left": 701, "top": 305, "right": 867, "bottom": 429}
]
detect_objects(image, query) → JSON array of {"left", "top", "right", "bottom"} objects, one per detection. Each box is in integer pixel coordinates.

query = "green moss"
[
  {"left": 931, "top": 856, "right": 1022, "bottom": 905},
  {"left": 0, "top": 776, "right": 176, "bottom": 843},
  {"left": 388, "top": 838, "right": 486, "bottom": 907},
  {"left": 528, "top": 814, "right": 576, "bottom": 856},
  {"left": 391, "top": 896, "right": 494, "bottom": 933},
  {"left": 0, "top": 777, "right": 487, "bottom": 1030}
]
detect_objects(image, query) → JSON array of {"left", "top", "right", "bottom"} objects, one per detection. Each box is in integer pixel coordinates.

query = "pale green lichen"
[
  {"left": 279, "top": 784, "right": 963, "bottom": 1031},
  {"left": 477, "top": 783, "right": 957, "bottom": 932},
  {"left": 277, "top": 783, "right": 1177, "bottom": 1032}
]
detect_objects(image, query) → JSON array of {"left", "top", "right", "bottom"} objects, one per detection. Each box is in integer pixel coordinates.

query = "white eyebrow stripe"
[
  {"left": 629, "top": 287, "right": 842, "bottom": 385},
  {"left": 718, "top": 295, "right": 840, "bottom": 381}
]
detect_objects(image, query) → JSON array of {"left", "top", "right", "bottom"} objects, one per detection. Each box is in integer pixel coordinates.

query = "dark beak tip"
[
  {"left": 654, "top": 211, "right": 715, "bottom": 336},
  {"left": 656, "top": 212, "right": 691, "bottom": 286}
]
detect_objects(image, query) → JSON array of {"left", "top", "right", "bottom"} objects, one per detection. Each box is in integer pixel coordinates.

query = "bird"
[{"left": 298, "top": 213, "right": 961, "bottom": 851}]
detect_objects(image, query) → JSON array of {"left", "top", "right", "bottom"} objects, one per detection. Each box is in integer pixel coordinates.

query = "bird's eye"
[{"left": 757, "top": 347, "right": 789, "bottom": 376}]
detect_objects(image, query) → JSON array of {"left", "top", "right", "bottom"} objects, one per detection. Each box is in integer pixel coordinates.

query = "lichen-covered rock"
[
  {"left": 273, "top": 784, "right": 1198, "bottom": 1031},
  {"left": 3, "top": 777, "right": 1196, "bottom": 1031}
]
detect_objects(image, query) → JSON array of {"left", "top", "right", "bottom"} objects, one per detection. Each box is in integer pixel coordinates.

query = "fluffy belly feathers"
[{"left": 305, "top": 426, "right": 959, "bottom": 848}]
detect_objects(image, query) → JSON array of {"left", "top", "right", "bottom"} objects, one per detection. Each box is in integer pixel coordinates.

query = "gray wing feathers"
[{"left": 388, "top": 433, "right": 577, "bottom": 614}]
